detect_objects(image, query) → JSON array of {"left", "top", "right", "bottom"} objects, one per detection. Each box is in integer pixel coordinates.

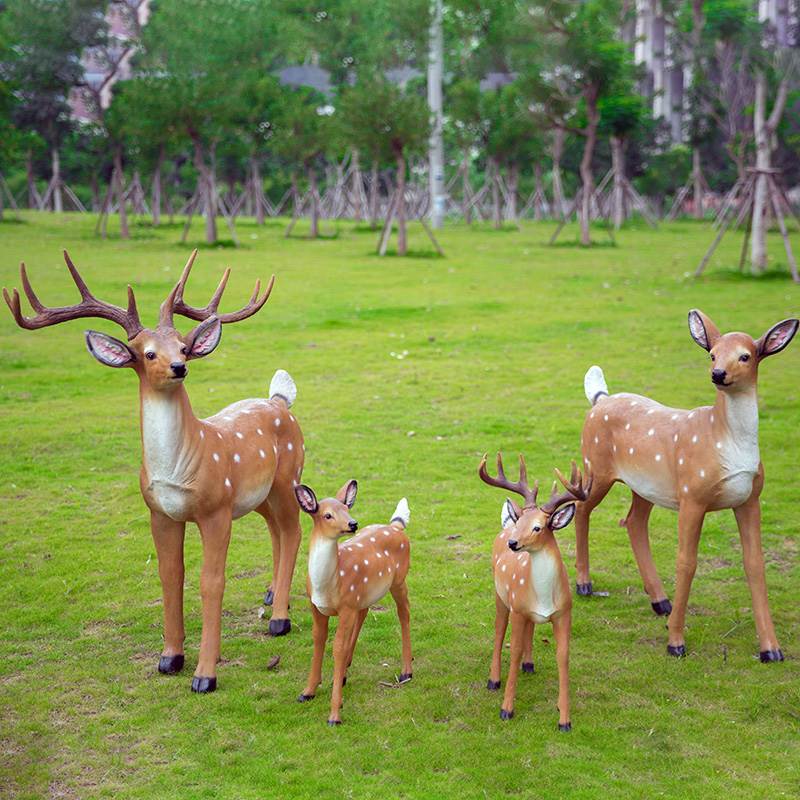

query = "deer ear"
[
  {"left": 336, "top": 479, "right": 358, "bottom": 509},
  {"left": 294, "top": 484, "right": 318, "bottom": 515},
  {"left": 688, "top": 309, "right": 720, "bottom": 352},
  {"left": 756, "top": 319, "right": 799, "bottom": 360},
  {"left": 186, "top": 316, "right": 222, "bottom": 359},
  {"left": 501, "top": 498, "right": 521, "bottom": 528},
  {"left": 85, "top": 330, "right": 136, "bottom": 368},
  {"left": 549, "top": 503, "right": 576, "bottom": 531}
]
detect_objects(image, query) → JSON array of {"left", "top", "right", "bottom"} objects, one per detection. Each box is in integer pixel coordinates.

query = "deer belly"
[
  {"left": 147, "top": 480, "right": 193, "bottom": 520},
  {"left": 616, "top": 465, "right": 679, "bottom": 510},
  {"left": 232, "top": 481, "right": 272, "bottom": 519}
]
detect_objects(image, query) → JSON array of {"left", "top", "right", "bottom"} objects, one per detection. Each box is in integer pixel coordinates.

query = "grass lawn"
[{"left": 1, "top": 211, "right": 798, "bottom": 799}]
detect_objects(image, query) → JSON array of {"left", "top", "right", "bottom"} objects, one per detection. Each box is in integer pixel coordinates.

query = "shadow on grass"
[
  {"left": 546, "top": 238, "right": 618, "bottom": 249},
  {"left": 697, "top": 264, "right": 798, "bottom": 283},
  {"left": 368, "top": 249, "right": 446, "bottom": 260}
]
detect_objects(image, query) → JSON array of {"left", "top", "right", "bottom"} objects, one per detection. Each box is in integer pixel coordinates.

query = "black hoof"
[
  {"left": 760, "top": 649, "right": 784, "bottom": 663},
  {"left": 398, "top": 672, "right": 412, "bottom": 684},
  {"left": 500, "top": 709, "right": 514, "bottom": 721},
  {"left": 191, "top": 675, "right": 217, "bottom": 693},
  {"left": 297, "top": 693, "right": 315, "bottom": 702},
  {"left": 521, "top": 661, "right": 535, "bottom": 674},
  {"left": 268, "top": 618, "right": 291, "bottom": 636},
  {"left": 651, "top": 599, "right": 672, "bottom": 616},
  {"left": 263, "top": 589, "right": 274, "bottom": 606},
  {"left": 576, "top": 582, "right": 593, "bottom": 597},
  {"left": 667, "top": 644, "right": 686, "bottom": 658},
  {"left": 327, "top": 719, "right": 342, "bottom": 727},
  {"left": 158, "top": 654, "right": 185, "bottom": 675},
  {"left": 487, "top": 679, "right": 501, "bottom": 691},
  {"left": 558, "top": 722, "right": 572, "bottom": 733}
]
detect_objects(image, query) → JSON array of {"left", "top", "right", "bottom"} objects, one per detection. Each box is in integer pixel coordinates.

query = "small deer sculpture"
[
  {"left": 294, "top": 480, "right": 412, "bottom": 725},
  {"left": 4, "top": 251, "right": 305, "bottom": 691},
  {"left": 577, "top": 310, "right": 798, "bottom": 661},
  {"left": 479, "top": 453, "right": 591, "bottom": 730}
]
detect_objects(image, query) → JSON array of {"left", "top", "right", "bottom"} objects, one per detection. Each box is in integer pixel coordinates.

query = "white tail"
[
  {"left": 270, "top": 369, "right": 297, "bottom": 407},
  {"left": 391, "top": 497, "right": 410, "bottom": 527},
  {"left": 584, "top": 365, "right": 608, "bottom": 406}
]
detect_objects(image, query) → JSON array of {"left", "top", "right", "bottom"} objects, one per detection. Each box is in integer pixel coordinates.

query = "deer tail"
[
  {"left": 390, "top": 498, "right": 410, "bottom": 528},
  {"left": 584, "top": 365, "right": 609, "bottom": 406},
  {"left": 269, "top": 369, "right": 297, "bottom": 408}
]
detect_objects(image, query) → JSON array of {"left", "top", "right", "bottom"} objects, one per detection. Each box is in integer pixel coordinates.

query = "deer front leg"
[
  {"left": 488, "top": 592, "right": 509, "bottom": 691},
  {"left": 391, "top": 581, "right": 413, "bottom": 681},
  {"left": 329, "top": 608, "right": 357, "bottom": 725},
  {"left": 552, "top": 610, "right": 571, "bottom": 731},
  {"left": 666, "top": 501, "right": 706, "bottom": 657},
  {"left": 193, "top": 507, "right": 233, "bottom": 692},
  {"left": 733, "top": 493, "right": 783, "bottom": 661},
  {"left": 151, "top": 510, "right": 186, "bottom": 675},
  {"left": 500, "top": 611, "right": 526, "bottom": 720},
  {"left": 298, "top": 605, "right": 329, "bottom": 701},
  {"left": 624, "top": 493, "right": 671, "bottom": 615},
  {"left": 522, "top": 618, "right": 535, "bottom": 674}
]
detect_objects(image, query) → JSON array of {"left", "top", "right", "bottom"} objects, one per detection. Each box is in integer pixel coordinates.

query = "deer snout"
[
  {"left": 507, "top": 539, "right": 520, "bottom": 552},
  {"left": 348, "top": 520, "right": 358, "bottom": 533},
  {"left": 171, "top": 362, "right": 187, "bottom": 378},
  {"left": 711, "top": 368, "right": 727, "bottom": 386}
]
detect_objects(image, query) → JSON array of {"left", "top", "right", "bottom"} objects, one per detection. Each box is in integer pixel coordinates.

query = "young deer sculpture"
[
  {"left": 479, "top": 453, "right": 591, "bottom": 730},
  {"left": 3, "top": 250, "right": 305, "bottom": 692},
  {"left": 578, "top": 310, "right": 798, "bottom": 661},
  {"left": 294, "top": 480, "right": 412, "bottom": 725}
]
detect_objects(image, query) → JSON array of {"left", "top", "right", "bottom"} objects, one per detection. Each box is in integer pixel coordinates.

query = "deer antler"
[
  {"left": 3, "top": 251, "right": 143, "bottom": 339},
  {"left": 541, "top": 461, "right": 593, "bottom": 514},
  {"left": 159, "top": 249, "right": 275, "bottom": 329},
  {"left": 478, "top": 452, "right": 539, "bottom": 509}
]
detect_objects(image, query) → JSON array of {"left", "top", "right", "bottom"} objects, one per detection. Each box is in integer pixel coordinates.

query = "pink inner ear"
[
  {"left": 764, "top": 324, "right": 794, "bottom": 353},
  {"left": 689, "top": 313, "right": 708, "bottom": 348},
  {"left": 89, "top": 333, "right": 131, "bottom": 366},
  {"left": 191, "top": 321, "right": 220, "bottom": 356}
]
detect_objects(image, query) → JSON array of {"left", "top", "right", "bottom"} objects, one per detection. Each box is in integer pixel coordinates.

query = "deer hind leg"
[
  {"left": 390, "top": 582, "right": 413, "bottom": 681},
  {"left": 260, "top": 485, "right": 303, "bottom": 636},
  {"left": 193, "top": 507, "right": 233, "bottom": 692},
  {"left": 522, "top": 618, "right": 535, "bottom": 674},
  {"left": 623, "top": 492, "right": 671, "bottom": 615},
  {"left": 552, "top": 610, "right": 571, "bottom": 731},
  {"left": 329, "top": 608, "right": 357, "bottom": 725},
  {"left": 261, "top": 521, "right": 280, "bottom": 607},
  {"left": 150, "top": 511, "right": 186, "bottom": 675},
  {"left": 500, "top": 611, "right": 526, "bottom": 719},
  {"left": 733, "top": 493, "right": 782, "bottom": 660},
  {"left": 343, "top": 608, "right": 368, "bottom": 685},
  {"left": 488, "top": 592, "right": 509, "bottom": 690},
  {"left": 299, "top": 605, "right": 329, "bottom": 701},
  {"left": 574, "top": 477, "right": 614, "bottom": 596}
]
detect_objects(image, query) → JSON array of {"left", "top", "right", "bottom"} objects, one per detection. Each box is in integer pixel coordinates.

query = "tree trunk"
[
  {"left": 489, "top": 157, "right": 501, "bottom": 229},
  {"left": 251, "top": 157, "right": 264, "bottom": 225},
  {"left": 51, "top": 147, "right": 62, "bottom": 213},
  {"left": 462, "top": 150, "right": 472, "bottom": 224},
  {"left": 552, "top": 129, "right": 565, "bottom": 219},
  {"left": 507, "top": 163, "right": 519, "bottom": 222},
  {"left": 579, "top": 96, "right": 599, "bottom": 246},
  {"left": 26, "top": 151, "right": 38, "bottom": 210},
  {"left": 114, "top": 146, "right": 129, "bottom": 239},
  {"left": 534, "top": 163, "right": 544, "bottom": 221},
  {"left": 751, "top": 70, "right": 770, "bottom": 273},
  {"left": 90, "top": 173, "right": 100, "bottom": 212},
  {"left": 396, "top": 152, "right": 407, "bottom": 256},
  {"left": 369, "top": 160, "right": 379, "bottom": 228},
  {"left": 427, "top": 0, "right": 445, "bottom": 229},
  {"left": 152, "top": 145, "right": 164, "bottom": 226},
  {"left": 193, "top": 138, "right": 217, "bottom": 244},
  {"left": 351, "top": 149, "right": 363, "bottom": 222},
  {"left": 308, "top": 165, "right": 319, "bottom": 238},
  {"left": 611, "top": 136, "right": 625, "bottom": 230}
]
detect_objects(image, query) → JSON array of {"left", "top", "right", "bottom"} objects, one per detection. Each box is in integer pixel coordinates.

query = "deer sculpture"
[
  {"left": 294, "top": 480, "right": 412, "bottom": 725},
  {"left": 479, "top": 453, "right": 591, "bottom": 731},
  {"left": 3, "top": 250, "right": 305, "bottom": 692},
  {"left": 577, "top": 309, "right": 798, "bottom": 661}
]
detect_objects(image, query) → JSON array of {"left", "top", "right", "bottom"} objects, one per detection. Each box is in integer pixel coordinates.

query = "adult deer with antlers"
[
  {"left": 294, "top": 480, "right": 412, "bottom": 725},
  {"left": 3, "top": 250, "right": 305, "bottom": 692},
  {"left": 479, "top": 453, "right": 591, "bottom": 730},
  {"left": 578, "top": 310, "right": 798, "bottom": 661}
]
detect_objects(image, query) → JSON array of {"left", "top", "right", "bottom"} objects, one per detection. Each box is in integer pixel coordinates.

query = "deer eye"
[
  {"left": 145, "top": 351, "right": 156, "bottom": 360},
  {"left": 533, "top": 525, "right": 541, "bottom": 532},
  {"left": 739, "top": 353, "right": 750, "bottom": 362},
  {"left": 180, "top": 346, "right": 188, "bottom": 356},
  {"left": 324, "top": 513, "right": 332, "bottom": 520},
  {"left": 710, "top": 354, "right": 715, "bottom": 361}
]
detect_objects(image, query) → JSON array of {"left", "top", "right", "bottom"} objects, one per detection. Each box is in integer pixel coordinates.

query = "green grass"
[{"left": 1, "top": 211, "right": 799, "bottom": 799}]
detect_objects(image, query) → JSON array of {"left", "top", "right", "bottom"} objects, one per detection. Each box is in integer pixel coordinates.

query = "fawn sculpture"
[
  {"left": 3, "top": 250, "right": 305, "bottom": 691},
  {"left": 479, "top": 453, "right": 591, "bottom": 730},
  {"left": 294, "top": 480, "right": 412, "bottom": 725},
  {"left": 578, "top": 310, "right": 798, "bottom": 661}
]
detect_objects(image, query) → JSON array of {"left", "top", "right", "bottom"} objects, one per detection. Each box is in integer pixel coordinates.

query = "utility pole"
[{"left": 427, "top": 0, "right": 445, "bottom": 228}]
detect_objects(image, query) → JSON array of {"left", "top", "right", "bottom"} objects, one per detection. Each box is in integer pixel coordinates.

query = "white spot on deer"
[
  {"left": 625, "top": 423, "right": 631, "bottom": 430},
  {"left": 217, "top": 432, "right": 223, "bottom": 439},
  {"left": 716, "top": 441, "right": 722, "bottom": 449},
  {"left": 236, "top": 432, "right": 243, "bottom": 439},
  {"left": 199, "top": 430, "right": 205, "bottom": 439},
  {"left": 370, "top": 536, "right": 376, "bottom": 542},
  {"left": 502, "top": 564, "right": 507, "bottom": 572},
  {"left": 594, "top": 435, "right": 599, "bottom": 444},
  {"left": 655, "top": 454, "right": 662, "bottom": 462},
  {"left": 213, "top": 453, "right": 220, "bottom": 462},
  {"left": 520, "top": 578, "right": 525, "bottom": 585},
  {"left": 379, "top": 571, "right": 383, "bottom": 577},
  {"left": 257, "top": 428, "right": 263, "bottom": 436},
  {"left": 274, "top": 418, "right": 281, "bottom": 427},
  {"left": 356, "top": 594, "right": 361, "bottom": 602},
  {"left": 400, "top": 542, "right": 405, "bottom": 549},
  {"left": 339, "top": 570, "right": 345, "bottom": 577},
  {"left": 234, "top": 453, "right": 240, "bottom": 463},
  {"left": 671, "top": 414, "right": 678, "bottom": 421},
  {"left": 363, "top": 559, "right": 369, "bottom": 565},
  {"left": 287, "top": 442, "right": 293, "bottom": 451},
  {"left": 604, "top": 414, "right": 609, "bottom": 422},
  {"left": 630, "top": 401, "right": 638, "bottom": 407},
  {"left": 679, "top": 457, "right": 684, "bottom": 465},
  {"left": 648, "top": 428, "right": 654, "bottom": 436},
  {"left": 700, "top": 469, "right": 706, "bottom": 478},
  {"left": 383, "top": 531, "right": 390, "bottom": 536},
  {"left": 710, "top": 414, "right": 715, "bottom": 423},
  {"left": 356, "top": 543, "right": 363, "bottom": 549},
  {"left": 350, "top": 584, "right": 354, "bottom": 592},
  {"left": 384, "top": 549, "right": 389, "bottom": 556},
  {"left": 259, "top": 449, "right": 266, "bottom": 458},
  {"left": 692, "top": 435, "right": 698, "bottom": 443},
  {"left": 683, "top": 485, "right": 689, "bottom": 493},
  {"left": 629, "top": 447, "right": 635, "bottom": 455},
  {"left": 688, "top": 412, "right": 694, "bottom": 419},
  {"left": 363, "top": 576, "right": 368, "bottom": 583},
  {"left": 590, "top": 412, "right": 594, "bottom": 419},
  {"left": 376, "top": 551, "right": 382, "bottom": 559},
  {"left": 290, "top": 414, "right": 295, "bottom": 422},
  {"left": 354, "top": 564, "right": 359, "bottom": 572},
  {"left": 673, "top": 433, "right": 678, "bottom": 442},
  {"left": 225, "top": 478, "right": 231, "bottom": 488},
  {"left": 613, "top": 444, "right": 617, "bottom": 453},
  {"left": 273, "top": 445, "right": 278, "bottom": 455},
  {"left": 511, "top": 592, "right": 516, "bottom": 601}
]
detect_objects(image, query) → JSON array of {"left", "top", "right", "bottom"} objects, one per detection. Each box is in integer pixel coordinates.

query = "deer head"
[
  {"left": 295, "top": 480, "right": 359, "bottom": 539},
  {"left": 3, "top": 250, "right": 274, "bottom": 392},
  {"left": 479, "top": 453, "right": 591, "bottom": 553},
  {"left": 688, "top": 309, "right": 798, "bottom": 394}
]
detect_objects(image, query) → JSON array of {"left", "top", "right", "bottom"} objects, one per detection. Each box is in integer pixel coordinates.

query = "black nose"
[
  {"left": 711, "top": 368, "right": 726, "bottom": 385},
  {"left": 348, "top": 520, "right": 358, "bottom": 532},
  {"left": 508, "top": 540, "right": 519, "bottom": 552},
  {"left": 171, "top": 362, "right": 187, "bottom": 378}
]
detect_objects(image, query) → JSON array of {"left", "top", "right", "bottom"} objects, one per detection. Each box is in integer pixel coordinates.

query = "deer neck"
[
  {"left": 307, "top": 532, "right": 340, "bottom": 610},
  {"left": 139, "top": 383, "right": 199, "bottom": 483},
  {"left": 713, "top": 386, "right": 760, "bottom": 471}
]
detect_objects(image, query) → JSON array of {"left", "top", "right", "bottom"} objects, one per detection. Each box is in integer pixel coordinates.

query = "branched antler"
[
  {"left": 541, "top": 461, "right": 593, "bottom": 514},
  {"left": 478, "top": 452, "right": 539, "bottom": 509},
  {"left": 3, "top": 251, "right": 143, "bottom": 339}
]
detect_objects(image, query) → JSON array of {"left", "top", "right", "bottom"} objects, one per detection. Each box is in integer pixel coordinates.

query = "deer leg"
[
  {"left": 488, "top": 592, "right": 509, "bottom": 690},
  {"left": 299, "top": 605, "right": 329, "bottom": 701},
  {"left": 623, "top": 493, "right": 671, "bottom": 615},
  {"left": 574, "top": 478, "right": 614, "bottom": 596},
  {"left": 500, "top": 611, "right": 526, "bottom": 720},
  {"left": 552, "top": 610, "right": 571, "bottom": 731},
  {"left": 262, "top": 519, "right": 280, "bottom": 607},
  {"left": 391, "top": 581, "right": 413, "bottom": 681},
  {"left": 522, "top": 618, "right": 535, "bottom": 674},
  {"left": 733, "top": 494, "right": 783, "bottom": 661},
  {"left": 262, "top": 486, "right": 303, "bottom": 636},
  {"left": 329, "top": 608, "right": 357, "bottom": 725},
  {"left": 192, "top": 507, "right": 233, "bottom": 692},
  {"left": 666, "top": 501, "right": 706, "bottom": 657},
  {"left": 150, "top": 511, "right": 186, "bottom": 675},
  {"left": 343, "top": 608, "right": 368, "bottom": 685}
]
